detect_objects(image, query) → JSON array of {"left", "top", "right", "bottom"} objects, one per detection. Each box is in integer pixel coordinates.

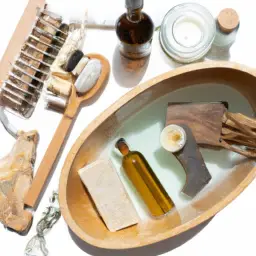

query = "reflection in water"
[
  {"left": 72, "top": 84, "right": 253, "bottom": 255},
  {"left": 107, "top": 84, "right": 254, "bottom": 219},
  {"left": 154, "top": 147, "right": 186, "bottom": 186},
  {"left": 112, "top": 45, "right": 150, "bottom": 88}
]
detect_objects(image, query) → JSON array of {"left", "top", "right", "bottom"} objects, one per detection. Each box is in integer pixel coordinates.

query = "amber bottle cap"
[
  {"left": 217, "top": 8, "right": 239, "bottom": 33},
  {"left": 115, "top": 138, "right": 130, "bottom": 156}
]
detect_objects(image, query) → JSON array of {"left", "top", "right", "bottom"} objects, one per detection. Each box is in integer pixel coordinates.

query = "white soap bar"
[
  {"left": 75, "top": 59, "right": 102, "bottom": 94},
  {"left": 79, "top": 159, "right": 139, "bottom": 232}
]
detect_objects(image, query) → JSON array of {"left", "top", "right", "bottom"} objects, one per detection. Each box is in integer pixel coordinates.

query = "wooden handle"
[
  {"left": 0, "top": 0, "right": 45, "bottom": 85},
  {"left": 24, "top": 115, "right": 74, "bottom": 209},
  {"left": 24, "top": 54, "right": 110, "bottom": 210}
]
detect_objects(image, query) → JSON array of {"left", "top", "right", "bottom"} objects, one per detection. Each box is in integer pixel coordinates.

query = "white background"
[{"left": 0, "top": 0, "right": 256, "bottom": 255}]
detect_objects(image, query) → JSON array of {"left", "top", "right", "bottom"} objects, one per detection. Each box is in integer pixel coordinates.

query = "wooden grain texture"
[
  {"left": 59, "top": 61, "right": 256, "bottom": 249},
  {"left": 24, "top": 54, "right": 110, "bottom": 209},
  {"left": 166, "top": 102, "right": 227, "bottom": 147},
  {"left": 0, "top": 0, "right": 46, "bottom": 85},
  {"left": 220, "top": 112, "right": 256, "bottom": 157},
  {"left": 24, "top": 115, "right": 72, "bottom": 209},
  {"left": 166, "top": 102, "right": 256, "bottom": 157}
]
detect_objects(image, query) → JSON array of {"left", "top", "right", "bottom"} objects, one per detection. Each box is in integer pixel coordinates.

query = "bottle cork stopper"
[{"left": 217, "top": 8, "right": 240, "bottom": 33}]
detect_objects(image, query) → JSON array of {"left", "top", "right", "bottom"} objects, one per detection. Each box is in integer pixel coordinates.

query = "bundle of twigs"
[{"left": 221, "top": 112, "right": 256, "bottom": 158}]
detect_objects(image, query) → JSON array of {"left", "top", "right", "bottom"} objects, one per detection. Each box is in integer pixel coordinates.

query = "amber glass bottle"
[
  {"left": 115, "top": 0, "right": 154, "bottom": 59},
  {"left": 115, "top": 138, "right": 175, "bottom": 217}
]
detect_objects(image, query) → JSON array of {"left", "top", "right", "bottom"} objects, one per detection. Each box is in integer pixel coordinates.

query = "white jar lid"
[
  {"left": 160, "top": 124, "right": 187, "bottom": 153},
  {"left": 159, "top": 3, "right": 216, "bottom": 63}
]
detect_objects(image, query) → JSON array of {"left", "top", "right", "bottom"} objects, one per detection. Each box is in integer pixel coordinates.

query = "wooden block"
[
  {"left": 79, "top": 159, "right": 139, "bottom": 232},
  {"left": 166, "top": 102, "right": 227, "bottom": 147}
]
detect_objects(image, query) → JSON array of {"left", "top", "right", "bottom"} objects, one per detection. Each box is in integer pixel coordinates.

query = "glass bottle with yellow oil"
[{"left": 115, "top": 138, "right": 175, "bottom": 217}]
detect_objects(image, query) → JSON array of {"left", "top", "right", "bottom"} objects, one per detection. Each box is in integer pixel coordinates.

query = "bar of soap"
[
  {"left": 74, "top": 59, "right": 102, "bottom": 94},
  {"left": 79, "top": 159, "right": 139, "bottom": 232}
]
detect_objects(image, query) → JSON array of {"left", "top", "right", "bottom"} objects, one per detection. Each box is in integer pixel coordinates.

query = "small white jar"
[{"left": 213, "top": 8, "right": 240, "bottom": 48}]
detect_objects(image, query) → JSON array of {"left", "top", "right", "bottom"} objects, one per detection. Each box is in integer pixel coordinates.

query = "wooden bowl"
[{"left": 59, "top": 61, "right": 256, "bottom": 249}]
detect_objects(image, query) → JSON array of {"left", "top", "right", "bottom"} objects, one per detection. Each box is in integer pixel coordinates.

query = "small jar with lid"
[{"left": 213, "top": 8, "right": 240, "bottom": 48}]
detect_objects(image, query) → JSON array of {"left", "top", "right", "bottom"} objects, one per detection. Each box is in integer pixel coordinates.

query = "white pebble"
[{"left": 75, "top": 59, "right": 102, "bottom": 94}]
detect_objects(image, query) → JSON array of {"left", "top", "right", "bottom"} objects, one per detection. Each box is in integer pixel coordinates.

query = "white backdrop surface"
[{"left": 0, "top": 0, "right": 256, "bottom": 255}]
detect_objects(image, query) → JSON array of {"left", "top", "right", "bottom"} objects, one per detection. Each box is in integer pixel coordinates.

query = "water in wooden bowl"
[
  {"left": 108, "top": 84, "right": 254, "bottom": 221},
  {"left": 59, "top": 63, "right": 256, "bottom": 249}
]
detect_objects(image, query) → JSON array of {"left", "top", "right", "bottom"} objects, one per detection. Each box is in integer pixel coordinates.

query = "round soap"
[
  {"left": 160, "top": 124, "right": 187, "bottom": 153},
  {"left": 63, "top": 50, "right": 84, "bottom": 72},
  {"left": 75, "top": 59, "right": 102, "bottom": 94},
  {"left": 217, "top": 8, "right": 239, "bottom": 33}
]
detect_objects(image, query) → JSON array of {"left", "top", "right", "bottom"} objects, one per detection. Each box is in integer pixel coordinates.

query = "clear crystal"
[
  {"left": 24, "top": 192, "right": 61, "bottom": 256},
  {"left": 24, "top": 235, "right": 48, "bottom": 256}
]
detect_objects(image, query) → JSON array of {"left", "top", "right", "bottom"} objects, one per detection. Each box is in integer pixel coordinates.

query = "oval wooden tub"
[{"left": 59, "top": 61, "right": 256, "bottom": 249}]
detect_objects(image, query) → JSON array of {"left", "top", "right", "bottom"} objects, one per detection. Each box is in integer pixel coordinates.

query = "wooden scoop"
[{"left": 24, "top": 53, "right": 110, "bottom": 210}]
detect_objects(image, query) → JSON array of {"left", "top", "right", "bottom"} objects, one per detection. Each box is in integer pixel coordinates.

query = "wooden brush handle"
[{"left": 24, "top": 115, "right": 74, "bottom": 209}]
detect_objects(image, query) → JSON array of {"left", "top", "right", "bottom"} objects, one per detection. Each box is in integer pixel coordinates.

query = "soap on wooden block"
[{"left": 78, "top": 159, "right": 139, "bottom": 232}]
